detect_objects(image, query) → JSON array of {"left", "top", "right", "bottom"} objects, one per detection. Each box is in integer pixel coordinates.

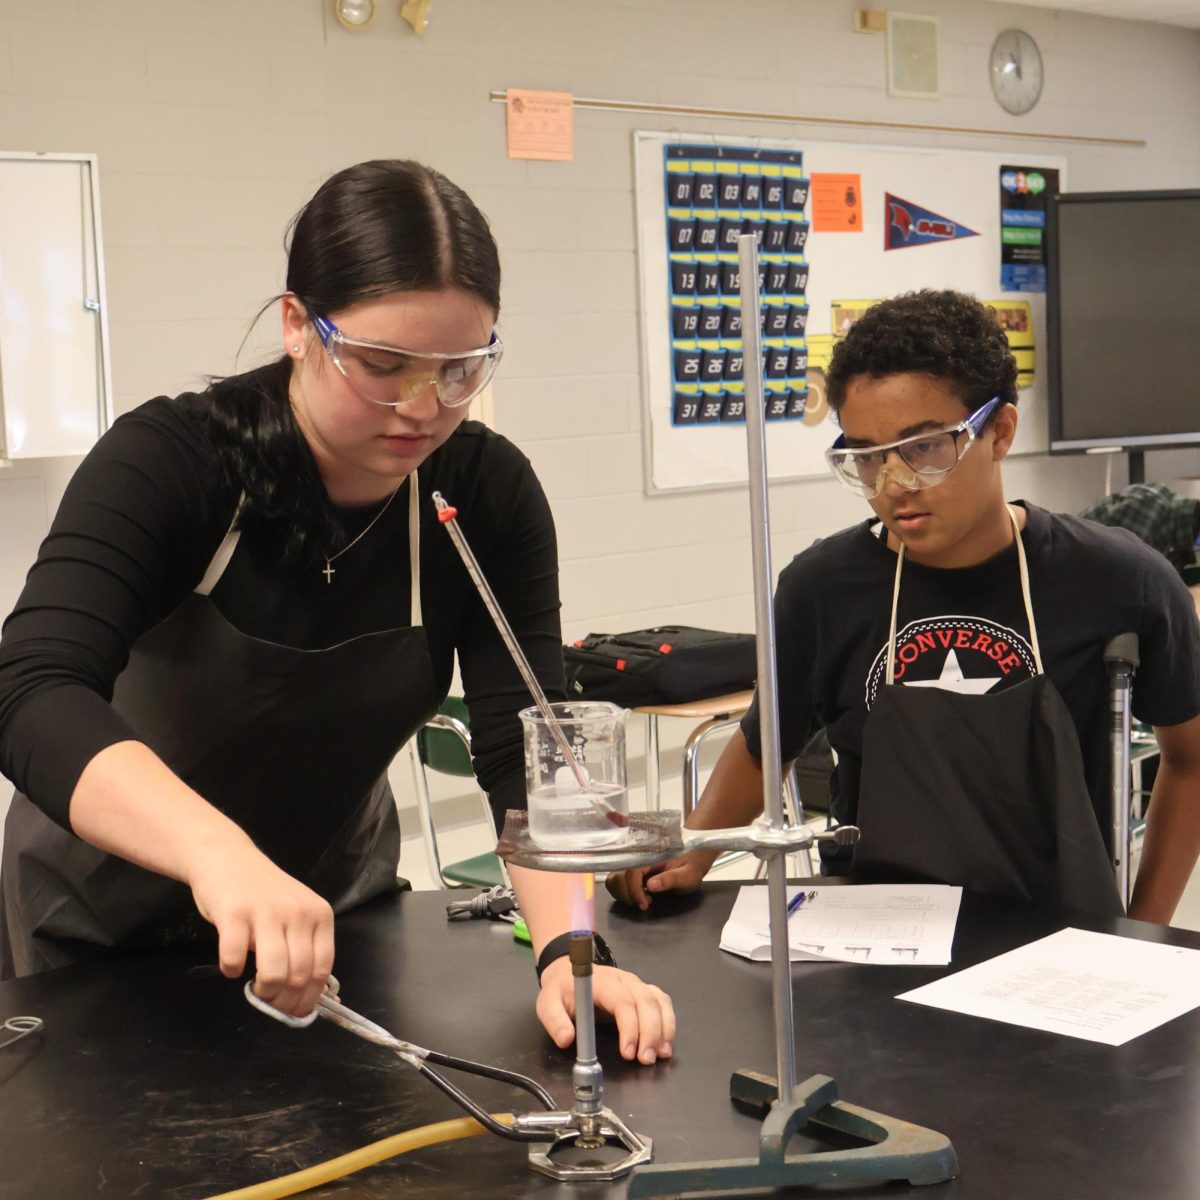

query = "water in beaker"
[{"left": 521, "top": 701, "right": 629, "bottom": 850}]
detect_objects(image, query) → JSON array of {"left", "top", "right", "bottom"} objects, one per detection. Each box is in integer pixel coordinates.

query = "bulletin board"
[{"left": 633, "top": 131, "right": 1066, "bottom": 493}]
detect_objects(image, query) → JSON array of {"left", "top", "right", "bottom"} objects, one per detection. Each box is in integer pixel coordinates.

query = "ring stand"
[{"left": 502, "top": 233, "right": 958, "bottom": 1195}]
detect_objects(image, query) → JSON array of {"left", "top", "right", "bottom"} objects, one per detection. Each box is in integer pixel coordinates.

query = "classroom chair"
[
  {"left": 409, "top": 697, "right": 506, "bottom": 889},
  {"left": 634, "top": 689, "right": 755, "bottom": 814},
  {"left": 634, "top": 690, "right": 815, "bottom": 876}
]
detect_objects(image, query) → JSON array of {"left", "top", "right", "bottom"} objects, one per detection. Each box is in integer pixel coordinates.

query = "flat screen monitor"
[{"left": 1047, "top": 190, "right": 1200, "bottom": 453}]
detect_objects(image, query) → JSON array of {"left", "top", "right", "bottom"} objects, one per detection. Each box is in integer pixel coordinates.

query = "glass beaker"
[{"left": 521, "top": 701, "right": 629, "bottom": 850}]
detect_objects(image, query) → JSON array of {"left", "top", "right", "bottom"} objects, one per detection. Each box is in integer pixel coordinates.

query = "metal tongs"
[{"left": 244, "top": 977, "right": 555, "bottom": 1142}]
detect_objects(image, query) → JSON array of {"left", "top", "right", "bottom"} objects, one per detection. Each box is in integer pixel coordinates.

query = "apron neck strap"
[
  {"left": 195, "top": 475, "right": 423, "bottom": 628},
  {"left": 885, "top": 536, "right": 904, "bottom": 686},
  {"left": 1009, "top": 503, "right": 1043, "bottom": 674},
  {"left": 195, "top": 495, "right": 246, "bottom": 597},
  {"left": 408, "top": 471, "right": 422, "bottom": 627},
  {"left": 885, "top": 503, "right": 1043, "bottom": 685}
]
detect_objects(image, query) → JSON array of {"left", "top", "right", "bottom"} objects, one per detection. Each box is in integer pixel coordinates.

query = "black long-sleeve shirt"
[{"left": 0, "top": 388, "right": 565, "bottom": 831}]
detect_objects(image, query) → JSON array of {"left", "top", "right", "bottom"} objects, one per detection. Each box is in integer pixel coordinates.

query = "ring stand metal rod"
[{"left": 736, "top": 235, "right": 798, "bottom": 1101}]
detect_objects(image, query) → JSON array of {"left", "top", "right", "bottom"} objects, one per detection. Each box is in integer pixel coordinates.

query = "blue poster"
[{"left": 999, "top": 165, "right": 1059, "bottom": 292}]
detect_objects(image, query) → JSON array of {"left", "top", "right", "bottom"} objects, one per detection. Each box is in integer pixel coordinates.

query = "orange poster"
[
  {"left": 811, "top": 173, "right": 863, "bottom": 232},
  {"left": 505, "top": 89, "right": 574, "bottom": 162}
]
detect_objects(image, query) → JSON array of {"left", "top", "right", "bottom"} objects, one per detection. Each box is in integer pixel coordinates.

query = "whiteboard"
[
  {"left": 634, "top": 132, "right": 1065, "bottom": 493},
  {"left": 0, "top": 153, "right": 113, "bottom": 459}
]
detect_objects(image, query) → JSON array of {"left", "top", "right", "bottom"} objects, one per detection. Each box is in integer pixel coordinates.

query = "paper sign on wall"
[
  {"left": 811, "top": 173, "right": 863, "bottom": 232},
  {"left": 505, "top": 89, "right": 574, "bottom": 161}
]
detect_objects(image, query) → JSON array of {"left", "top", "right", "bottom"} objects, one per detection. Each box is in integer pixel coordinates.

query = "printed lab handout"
[
  {"left": 897, "top": 926, "right": 1200, "bottom": 1045},
  {"left": 719, "top": 883, "right": 962, "bottom": 965}
]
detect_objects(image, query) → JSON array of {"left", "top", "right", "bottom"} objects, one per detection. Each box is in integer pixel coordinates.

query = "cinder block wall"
[{"left": 0, "top": 0, "right": 1197, "bottom": 831}]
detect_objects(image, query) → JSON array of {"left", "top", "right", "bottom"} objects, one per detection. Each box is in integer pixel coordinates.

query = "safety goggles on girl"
[
  {"left": 312, "top": 316, "right": 503, "bottom": 409},
  {"left": 825, "top": 395, "right": 1003, "bottom": 499}
]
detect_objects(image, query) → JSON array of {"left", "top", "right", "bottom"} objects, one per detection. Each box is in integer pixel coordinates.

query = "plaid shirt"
[{"left": 1080, "top": 483, "right": 1200, "bottom": 572}]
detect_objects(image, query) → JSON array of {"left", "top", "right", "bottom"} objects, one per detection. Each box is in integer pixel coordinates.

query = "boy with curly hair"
[{"left": 610, "top": 290, "right": 1200, "bottom": 922}]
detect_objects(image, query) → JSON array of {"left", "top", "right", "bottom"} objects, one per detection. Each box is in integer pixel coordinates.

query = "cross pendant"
[{"left": 322, "top": 561, "right": 335, "bottom": 584}]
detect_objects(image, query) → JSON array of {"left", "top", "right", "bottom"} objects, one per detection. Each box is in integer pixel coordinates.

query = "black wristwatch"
[{"left": 535, "top": 931, "right": 617, "bottom": 983}]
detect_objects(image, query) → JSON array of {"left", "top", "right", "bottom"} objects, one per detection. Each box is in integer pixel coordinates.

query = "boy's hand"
[{"left": 605, "top": 850, "right": 717, "bottom": 911}]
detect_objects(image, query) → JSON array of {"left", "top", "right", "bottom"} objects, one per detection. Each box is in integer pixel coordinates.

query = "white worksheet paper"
[
  {"left": 897, "top": 927, "right": 1200, "bottom": 1045},
  {"left": 719, "top": 884, "right": 962, "bottom": 965}
]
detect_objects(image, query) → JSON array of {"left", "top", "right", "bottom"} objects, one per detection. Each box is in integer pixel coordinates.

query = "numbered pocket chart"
[
  {"left": 663, "top": 142, "right": 812, "bottom": 439},
  {"left": 634, "top": 132, "right": 1065, "bottom": 492}
]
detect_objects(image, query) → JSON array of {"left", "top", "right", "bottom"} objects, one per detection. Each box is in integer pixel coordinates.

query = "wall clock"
[{"left": 990, "top": 29, "right": 1044, "bottom": 116}]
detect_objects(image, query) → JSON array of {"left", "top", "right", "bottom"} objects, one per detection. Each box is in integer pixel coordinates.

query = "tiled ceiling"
[{"left": 983, "top": 0, "right": 1200, "bottom": 29}]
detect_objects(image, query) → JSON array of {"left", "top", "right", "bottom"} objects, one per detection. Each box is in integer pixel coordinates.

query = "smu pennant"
[{"left": 885, "top": 193, "right": 979, "bottom": 251}]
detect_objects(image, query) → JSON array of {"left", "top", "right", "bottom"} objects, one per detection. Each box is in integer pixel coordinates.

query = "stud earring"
[{"left": 292, "top": 345, "right": 301, "bottom": 353}]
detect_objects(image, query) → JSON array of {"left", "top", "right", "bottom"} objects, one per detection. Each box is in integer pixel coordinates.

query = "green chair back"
[
  {"left": 415, "top": 696, "right": 505, "bottom": 889},
  {"left": 417, "top": 696, "right": 474, "bottom": 776},
  {"left": 443, "top": 852, "right": 507, "bottom": 889}
]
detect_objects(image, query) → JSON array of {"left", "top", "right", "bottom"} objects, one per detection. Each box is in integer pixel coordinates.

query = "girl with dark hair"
[{"left": 0, "top": 161, "right": 674, "bottom": 1066}]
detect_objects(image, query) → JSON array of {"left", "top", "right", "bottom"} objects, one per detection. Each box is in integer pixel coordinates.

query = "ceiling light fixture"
[{"left": 334, "top": 0, "right": 376, "bottom": 30}]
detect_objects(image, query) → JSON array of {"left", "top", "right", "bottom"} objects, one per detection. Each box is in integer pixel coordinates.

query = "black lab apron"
[
  {"left": 853, "top": 507, "right": 1122, "bottom": 916},
  {"left": 0, "top": 476, "right": 439, "bottom": 977}
]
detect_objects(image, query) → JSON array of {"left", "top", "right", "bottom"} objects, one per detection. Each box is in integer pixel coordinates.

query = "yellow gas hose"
[{"left": 203, "top": 1112, "right": 514, "bottom": 1200}]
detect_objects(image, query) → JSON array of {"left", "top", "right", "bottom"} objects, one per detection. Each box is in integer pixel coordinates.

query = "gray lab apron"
[
  {"left": 853, "top": 507, "right": 1122, "bottom": 916},
  {"left": 0, "top": 476, "right": 438, "bottom": 976}
]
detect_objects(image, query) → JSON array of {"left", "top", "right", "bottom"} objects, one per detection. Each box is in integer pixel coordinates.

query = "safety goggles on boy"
[
  {"left": 312, "top": 316, "right": 503, "bottom": 409},
  {"left": 825, "top": 395, "right": 1003, "bottom": 499}
]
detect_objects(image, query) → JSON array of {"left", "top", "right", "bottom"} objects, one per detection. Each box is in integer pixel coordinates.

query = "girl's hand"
[
  {"left": 536, "top": 960, "right": 676, "bottom": 1065},
  {"left": 188, "top": 833, "right": 335, "bottom": 1018}
]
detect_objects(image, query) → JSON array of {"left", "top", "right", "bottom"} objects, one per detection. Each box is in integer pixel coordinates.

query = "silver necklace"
[{"left": 322, "top": 483, "right": 403, "bottom": 584}]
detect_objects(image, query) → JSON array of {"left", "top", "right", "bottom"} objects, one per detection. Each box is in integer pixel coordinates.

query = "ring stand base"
[{"left": 626, "top": 1072, "right": 958, "bottom": 1197}]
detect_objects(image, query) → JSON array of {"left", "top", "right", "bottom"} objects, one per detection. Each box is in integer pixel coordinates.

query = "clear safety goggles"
[
  {"left": 312, "top": 316, "right": 503, "bottom": 409},
  {"left": 825, "top": 395, "right": 1002, "bottom": 499}
]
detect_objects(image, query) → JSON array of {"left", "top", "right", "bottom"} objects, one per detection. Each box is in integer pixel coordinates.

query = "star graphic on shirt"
[{"left": 902, "top": 649, "right": 1000, "bottom": 695}]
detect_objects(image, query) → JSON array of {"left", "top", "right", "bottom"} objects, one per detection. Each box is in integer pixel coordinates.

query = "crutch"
[{"left": 1103, "top": 632, "right": 1139, "bottom": 910}]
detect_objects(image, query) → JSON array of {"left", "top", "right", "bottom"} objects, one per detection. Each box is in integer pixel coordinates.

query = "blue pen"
[{"left": 787, "top": 889, "right": 816, "bottom": 916}]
